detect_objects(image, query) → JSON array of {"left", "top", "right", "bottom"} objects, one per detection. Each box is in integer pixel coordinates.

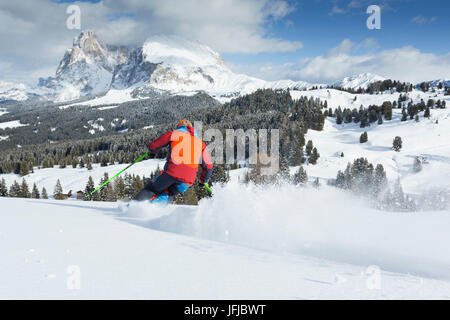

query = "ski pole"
[
  {"left": 203, "top": 183, "right": 213, "bottom": 195},
  {"left": 85, "top": 152, "right": 149, "bottom": 199}
]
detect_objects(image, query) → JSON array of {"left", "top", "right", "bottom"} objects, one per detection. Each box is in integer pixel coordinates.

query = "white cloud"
[
  {"left": 354, "top": 38, "right": 379, "bottom": 51},
  {"left": 262, "top": 0, "right": 295, "bottom": 20},
  {"left": 230, "top": 40, "right": 450, "bottom": 83},
  {"left": 324, "top": 39, "right": 355, "bottom": 57},
  {"left": 0, "top": 0, "right": 302, "bottom": 85},
  {"left": 328, "top": 0, "right": 397, "bottom": 16},
  {"left": 329, "top": 4, "right": 347, "bottom": 16},
  {"left": 348, "top": 0, "right": 362, "bottom": 8},
  {"left": 98, "top": 0, "right": 302, "bottom": 53},
  {"left": 411, "top": 15, "right": 437, "bottom": 25}
]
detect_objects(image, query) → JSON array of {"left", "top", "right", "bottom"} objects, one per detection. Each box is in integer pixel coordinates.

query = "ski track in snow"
[
  {"left": 1, "top": 196, "right": 450, "bottom": 299},
  {"left": 120, "top": 183, "right": 450, "bottom": 281}
]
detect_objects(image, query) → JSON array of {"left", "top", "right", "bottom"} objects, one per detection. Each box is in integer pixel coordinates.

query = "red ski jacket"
[{"left": 149, "top": 125, "right": 213, "bottom": 184}]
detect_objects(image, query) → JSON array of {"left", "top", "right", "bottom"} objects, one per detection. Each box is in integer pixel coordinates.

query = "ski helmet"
[{"left": 176, "top": 119, "right": 192, "bottom": 128}]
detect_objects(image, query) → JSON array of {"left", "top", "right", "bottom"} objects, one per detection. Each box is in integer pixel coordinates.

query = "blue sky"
[
  {"left": 1, "top": 0, "right": 449, "bottom": 84},
  {"left": 223, "top": 0, "right": 450, "bottom": 65}
]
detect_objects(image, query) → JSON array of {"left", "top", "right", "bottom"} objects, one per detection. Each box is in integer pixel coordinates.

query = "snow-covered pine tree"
[
  {"left": 132, "top": 175, "right": 144, "bottom": 198},
  {"left": 100, "top": 154, "right": 108, "bottom": 167},
  {"left": 293, "top": 166, "right": 308, "bottom": 185},
  {"left": 305, "top": 140, "right": 313, "bottom": 156},
  {"left": 377, "top": 112, "right": 383, "bottom": 124},
  {"left": 360, "top": 132, "right": 368, "bottom": 143},
  {"left": 424, "top": 106, "right": 431, "bottom": 118},
  {"left": 19, "top": 161, "right": 29, "bottom": 177},
  {"left": 0, "top": 178, "right": 7, "bottom": 197},
  {"left": 87, "top": 159, "right": 93, "bottom": 170},
  {"left": 9, "top": 181, "right": 20, "bottom": 197},
  {"left": 41, "top": 187, "right": 48, "bottom": 199},
  {"left": 373, "top": 164, "right": 388, "bottom": 196},
  {"left": 114, "top": 176, "right": 126, "bottom": 200},
  {"left": 335, "top": 170, "right": 346, "bottom": 188},
  {"left": 84, "top": 176, "right": 95, "bottom": 201},
  {"left": 393, "top": 136, "right": 402, "bottom": 152},
  {"left": 401, "top": 108, "right": 408, "bottom": 121},
  {"left": 53, "top": 179, "right": 64, "bottom": 200},
  {"left": 103, "top": 172, "right": 117, "bottom": 202},
  {"left": 278, "top": 156, "right": 291, "bottom": 182},
  {"left": 309, "top": 147, "right": 320, "bottom": 165},
  {"left": 336, "top": 110, "right": 343, "bottom": 124},
  {"left": 287, "top": 142, "right": 303, "bottom": 166},
  {"left": 99, "top": 173, "right": 111, "bottom": 201},
  {"left": 20, "top": 179, "right": 30, "bottom": 198},
  {"left": 383, "top": 101, "right": 392, "bottom": 120},
  {"left": 31, "top": 183, "right": 40, "bottom": 199},
  {"left": 124, "top": 173, "right": 134, "bottom": 199}
]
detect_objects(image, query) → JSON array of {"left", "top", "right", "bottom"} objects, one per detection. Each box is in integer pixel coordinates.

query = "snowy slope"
[
  {"left": 2, "top": 155, "right": 450, "bottom": 281},
  {"left": 290, "top": 87, "right": 439, "bottom": 109},
  {"left": 0, "top": 120, "right": 28, "bottom": 130},
  {"left": 60, "top": 88, "right": 137, "bottom": 108},
  {"left": 331, "top": 73, "right": 385, "bottom": 90},
  {"left": 1, "top": 195, "right": 450, "bottom": 299},
  {"left": 426, "top": 79, "right": 450, "bottom": 89},
  {"left": 289, "top": 90, "right": 450, "bottom": 196}
]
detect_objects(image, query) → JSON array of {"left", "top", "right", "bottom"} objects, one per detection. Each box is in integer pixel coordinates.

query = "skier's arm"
[
  {"left": 199, "top": 144, "right": 213, "bottom": 184},
  {"left": 149, "top": 131, "right": 172, "bottom": 154}
]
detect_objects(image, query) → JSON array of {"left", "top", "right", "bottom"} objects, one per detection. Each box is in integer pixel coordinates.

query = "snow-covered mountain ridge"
[
  {"left": 331, "top": 73, "right": 386, "bottom": 89},
  {"left": 1, "top": 30, "right": 448, "bottom": 104},
  {"left": 33, "top": 30, "right": 318, "bottom": 103},
  {"left": 0, "top": 81, "right": 31, "bottom": 102}
]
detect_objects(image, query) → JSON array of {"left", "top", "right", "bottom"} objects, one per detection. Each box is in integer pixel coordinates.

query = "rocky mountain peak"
[
  {"left": 56, "top": 30, "right": 112, "bottom": 76},
  {"left": 72, "top": 30, "right": 107, "bottom": 58}
]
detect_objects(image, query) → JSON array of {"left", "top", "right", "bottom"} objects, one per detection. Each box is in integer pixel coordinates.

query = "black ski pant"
[{"left": 134, "top": 172, "right": 184, "bottom": 202}]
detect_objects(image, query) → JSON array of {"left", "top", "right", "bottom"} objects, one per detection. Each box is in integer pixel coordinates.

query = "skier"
[{"left": 134, "top": 120, "right": 213, "bottom": 204}]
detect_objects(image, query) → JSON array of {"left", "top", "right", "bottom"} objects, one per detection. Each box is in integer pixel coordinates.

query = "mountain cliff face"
[
  {"left": 110, "top": 47, "right": 159, "bottom": 89},
  {"left": 36, "top": 31, "right": 314, "bottom": 102},
  {"left": 38, "top": 31, "right": 130, "bottom": 101}
]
